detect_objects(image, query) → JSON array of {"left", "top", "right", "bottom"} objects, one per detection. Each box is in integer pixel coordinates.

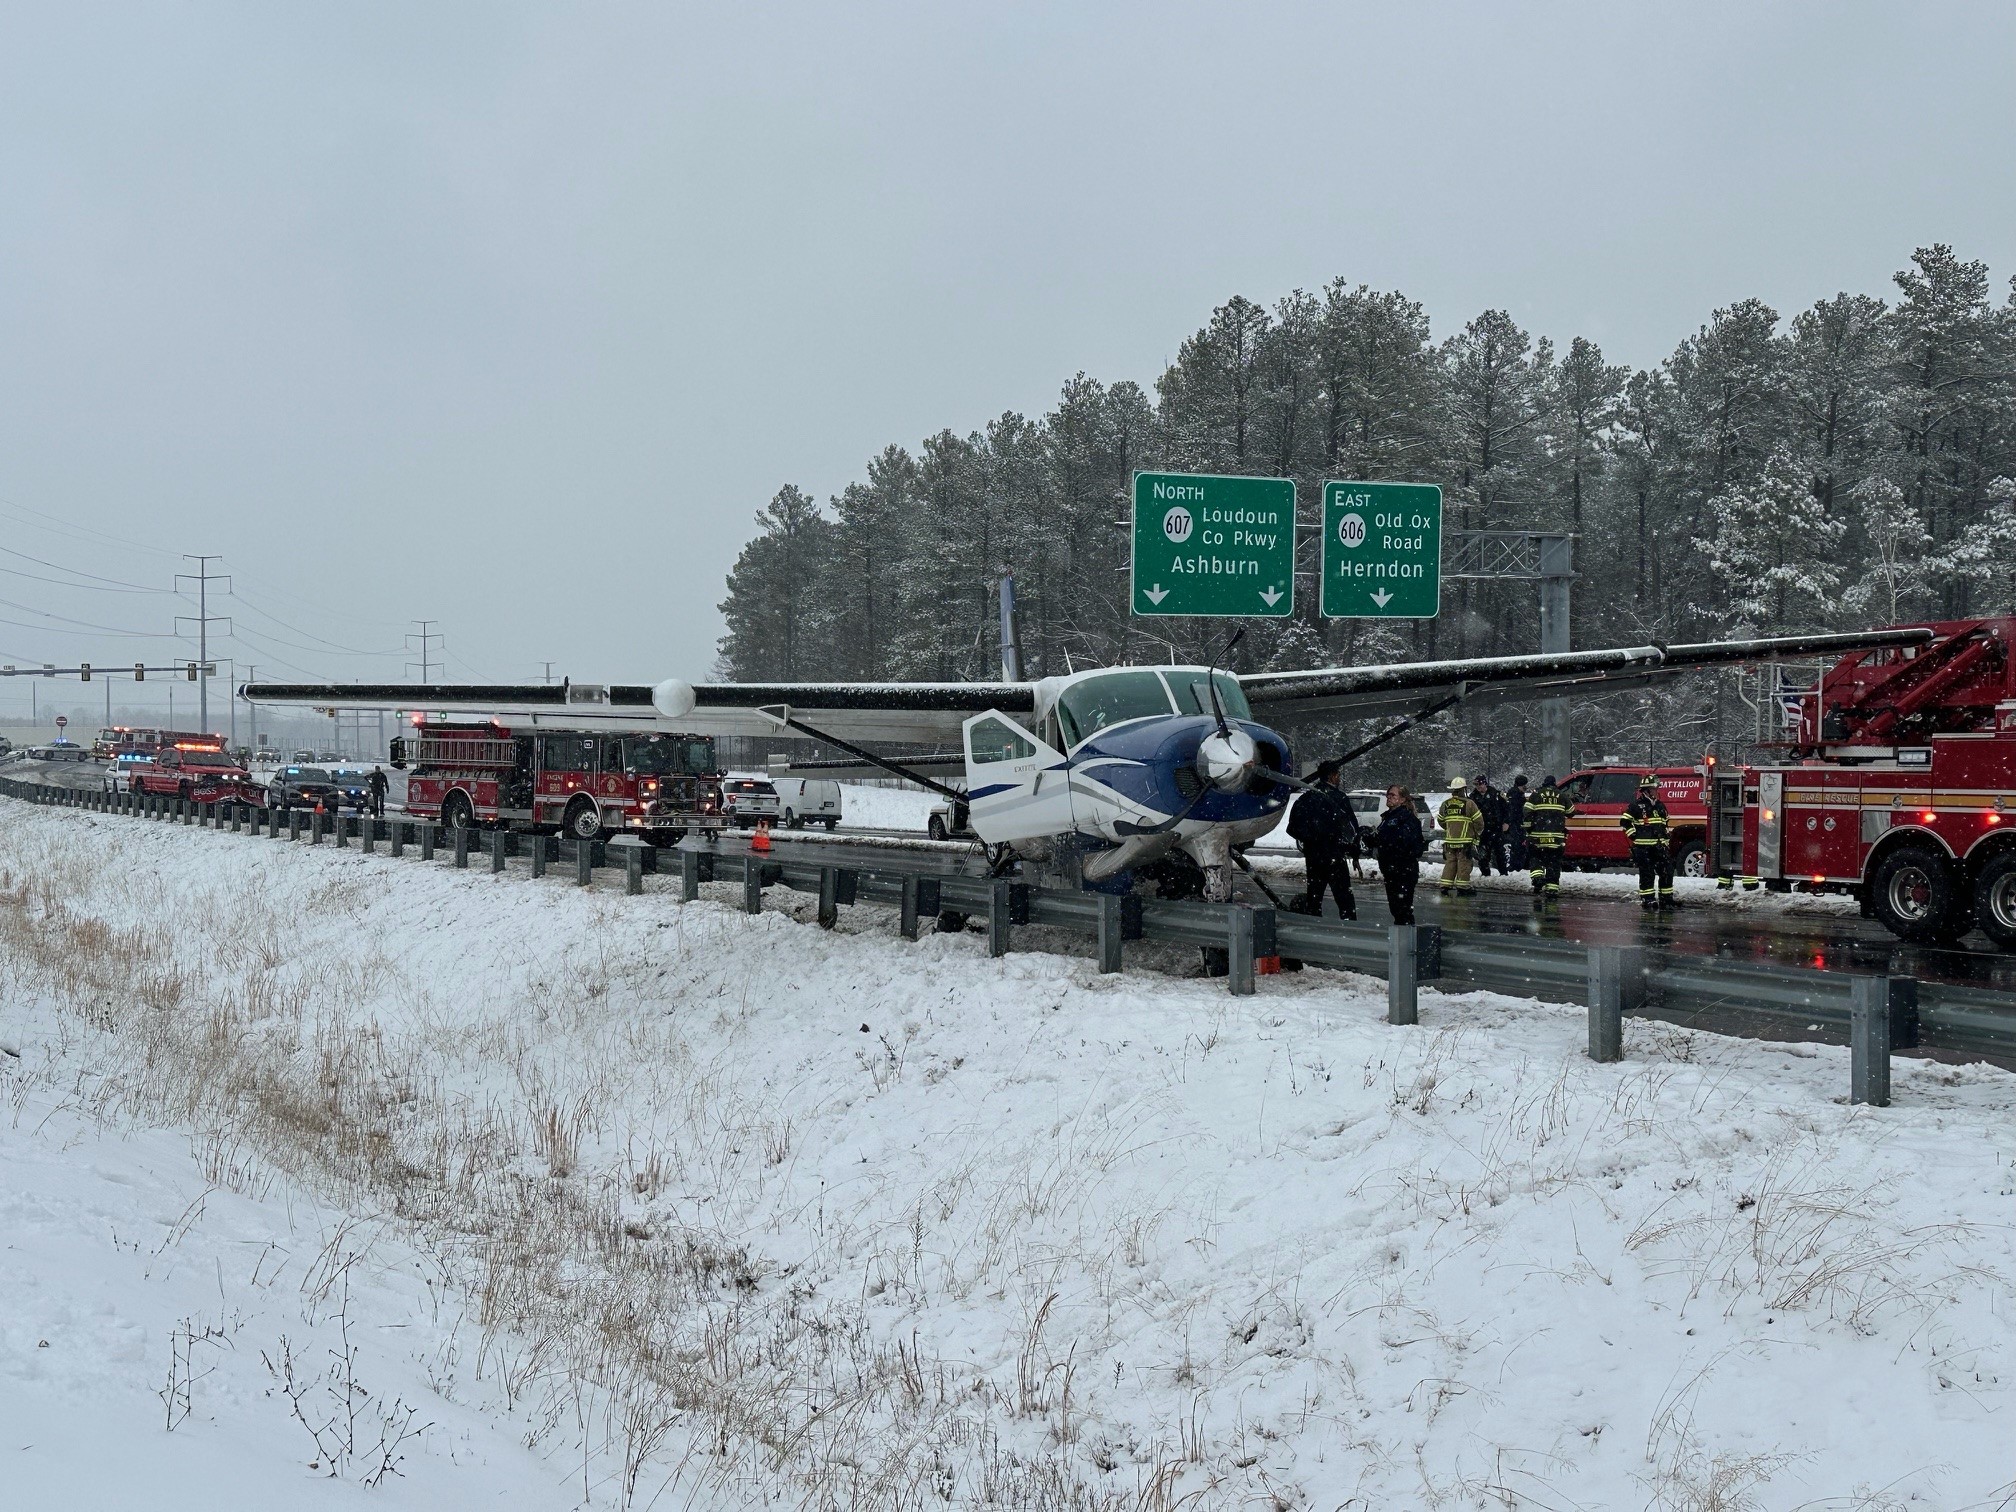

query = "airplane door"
[{"left": 961, "top": 711, "right": 1074, "bottom": 844}]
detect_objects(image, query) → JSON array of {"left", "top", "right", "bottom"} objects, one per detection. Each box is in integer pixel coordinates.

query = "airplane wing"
[
  {"left": 245, "top": 626, "right": 1933, "bottom": 745},
  {"left": 240, "top": 678, "right": 1032, "bottom": 745},
  {"left": 1236, "top": 627, "right": 1936, "bottom": 721}
]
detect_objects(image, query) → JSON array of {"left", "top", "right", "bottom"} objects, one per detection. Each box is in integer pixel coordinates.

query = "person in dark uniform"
[
  {"left": 1471, "top": 774, "right": 1506, "bottom": 876},
  {"left": 1286, "top": 759, "right": 1361, "bottom": 919},
  {"left": 1620, "top": 772, "right": 1678, "bottom": 909},
  {"left": 1524, "top": 775, "right": 1573, "bottom": 901},
  {"left": 1372, "top": 784, "right": 1426, "bottom": 924},
  {"left": 1505, "top": 775, "right": 1530, "bottom": 872},
  {"left": 366, "top": 765, "right": 389, "bottom": 817}
]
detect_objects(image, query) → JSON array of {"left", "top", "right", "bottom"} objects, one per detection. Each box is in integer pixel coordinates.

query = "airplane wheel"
[
  {"left": 936, "top": 909, "right": 969, "bottom": 933},
  {"left": 928, "top": 816, "right": 948, "bottom": 841},
  {"left": 1973, "top": 852, "right": 2016, "bottom": 949}
]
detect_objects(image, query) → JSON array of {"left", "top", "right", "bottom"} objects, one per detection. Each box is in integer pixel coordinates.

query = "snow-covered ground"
[{"left": 2, "top": 799, "right": 2012, "bottom": 1509}]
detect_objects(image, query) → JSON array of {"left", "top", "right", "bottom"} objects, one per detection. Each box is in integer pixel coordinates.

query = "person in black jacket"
[
  {"left": 366, "top": 766, "right": 389, "bottom": 817},
  {"left": 1504, "top": 774, "right": 1529, "bottom": 872},
  {"left": 1471, "top": 774, "right": 1506, "bottom": 876},
  {"left": 1286, "top": 759, "right": 1361, "bottom": 919},
  {"left": 1372, "top": 784, "right": 1426, "bottom": 924}
]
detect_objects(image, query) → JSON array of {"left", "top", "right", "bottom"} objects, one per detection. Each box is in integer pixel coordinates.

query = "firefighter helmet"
[{"left": 1638, "top": 773, "right": 1660, "bottom": 789}]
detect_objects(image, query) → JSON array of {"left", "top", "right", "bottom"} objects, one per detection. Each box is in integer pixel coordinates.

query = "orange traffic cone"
[{"left": 751, "top": 818, "right": 772, "bottom": 853}]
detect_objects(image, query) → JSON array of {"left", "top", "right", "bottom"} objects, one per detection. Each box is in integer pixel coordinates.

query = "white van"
[{"left": 773, "top": 778, "right": 842, "bottom": 831}]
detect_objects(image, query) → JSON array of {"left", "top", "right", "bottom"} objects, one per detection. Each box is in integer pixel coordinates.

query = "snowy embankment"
[{"left": 1, "top": 803, "right": 2012, "bottom": 1510}]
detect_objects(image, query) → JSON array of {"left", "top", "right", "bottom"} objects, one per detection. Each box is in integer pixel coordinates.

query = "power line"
[{"left": 221, "top": 588, "right": 404, "bottom": 656}]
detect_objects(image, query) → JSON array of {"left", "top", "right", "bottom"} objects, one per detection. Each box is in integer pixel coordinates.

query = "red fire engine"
[
  {"left": 390, "top": 721, "right": 726, "bottom": 841},
  {"left": 94, "top": 726, "right": 213, "bottom": 759},
  {"left": 1561, "top": 765, "right": 1711, "bottom": 876},
  {"left": 1711, "top": 617, "right": 2016, "bottom": 948}
]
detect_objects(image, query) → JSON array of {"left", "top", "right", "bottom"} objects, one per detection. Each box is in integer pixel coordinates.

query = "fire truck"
[
  {"left": 1561, "top": 765, "right": 1712, "bottom": 876},
  {"left": 1711, "top": 617, "right": 2016, "bottom": 948},
  {"left": 390, "top": 721, "right": 726, "bottom": 841},
  {"left": 93, "top": 726, "right": 212, "bottom": 759}
]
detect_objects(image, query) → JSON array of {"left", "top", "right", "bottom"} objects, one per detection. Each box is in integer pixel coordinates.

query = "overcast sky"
[{"left": 2, "top": 1, "right": 2012, "bottom": 719}]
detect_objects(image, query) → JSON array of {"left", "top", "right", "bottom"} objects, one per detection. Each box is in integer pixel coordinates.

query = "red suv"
[{"left": 1559, "top": 765, "right": 1711, "bottom": 877}]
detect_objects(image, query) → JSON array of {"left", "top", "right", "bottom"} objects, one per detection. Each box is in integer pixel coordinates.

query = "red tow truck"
[
  {"left": 391, "top": 721, "right": 726, "bottom": 841},
  {"left": 1712, "top": 617, "right": 2016, "bottom": 947},
  {"left": 125, "top": 735, "right": 263, "bottom": 805},
  {"left": 1561, "top": 765, "right": 1712, "bottom": 877}
]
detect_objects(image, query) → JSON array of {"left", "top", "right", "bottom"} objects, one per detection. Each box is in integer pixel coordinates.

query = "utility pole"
[
  {"left": 175, "top": 555, "right": 231, "bottom": 735},
  {"left": 540, "top": 662, "right": 556, "bottom": 685},
  {"left": 406, "top": 620, "right": 441, "bottom": 682}
]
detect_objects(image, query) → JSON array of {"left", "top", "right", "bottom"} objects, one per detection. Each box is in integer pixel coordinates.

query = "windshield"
[
  {"left": 1056, "top": 671, "right": 1177, "bottom": 746},
  {"left": 291, "top": 767, "right": 331, "bottom": 782},
  {"left": 1163, "top": 670, "right": 1252, "bottom": 722},
  {"left": 622, "top": 736, "right": 717, "bottom": 776}
]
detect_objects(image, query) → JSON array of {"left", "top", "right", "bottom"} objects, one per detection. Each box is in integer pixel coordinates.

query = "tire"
[
  {"left": 1974, "top": 851, "right": 2016, "bottom": 949},
  {"left": 928, "top": 815, "right": 948, "bottom": 842},
  {"left": 823, "top": 816, "right": 839, "bottom": 831},
  {"left": 1672, "top": 840, "right": 1707, "bottom": 879},
  {"left": 785, "top": 808, "right": 803, "bottom": 830},
  {"left": 177, "top": 781, "right": 192, "bottom": 801},
  {"left": 442, "top": 790, "right": 476, "bottom": 832},
  {"left": 1869, "top": 843, "right": 1967, "bottom": 944},
  {"left": 936, "top": 909, "right": 969, "bottom": 934},
  {"left": 563, "top": 795, "right": 603, "bottom": 841}
]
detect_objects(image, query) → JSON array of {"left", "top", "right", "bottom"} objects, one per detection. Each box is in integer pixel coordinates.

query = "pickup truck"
[{"left": 129, "top": 746, "right": 262, "bottom": 805}]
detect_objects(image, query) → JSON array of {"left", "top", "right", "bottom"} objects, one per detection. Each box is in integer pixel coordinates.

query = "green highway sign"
[
  {"left": 1130, "top": 471, "right": 1295, "bottom": 617},
  {"left": 1320, "top": 480, "right": 1442, "bottom": 618}
]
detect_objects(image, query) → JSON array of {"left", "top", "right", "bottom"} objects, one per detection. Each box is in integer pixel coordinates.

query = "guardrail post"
[
  {"left": 182, "top": 800, "right": 195, "bottom": 826},
  {"left": 741, "top": 857, "right": 762, "bottom": 914},
  {"left": 624, "top": 844, "right": 644, "bottom": 895},
  {"left": 678, "top": 847, "right": 699, "bottom": 900},
  {"left": 228, "top": 804, "right": 241, "bottom": 833},
  {"left": 530, "top": 833, "right": 548, "bottom": 878},
  {"left": 1851, "top": 976, "right": 1893, "bottom": 1107},
  {"left": 287, "top": 810, "right": 302, "bottom": 841},
  {"left": 420, "top": 822, "right": 436, "bottom": 861},
  {"left": 449, "top": 824, "right": 467, "bottom": 868},
  {"left": 360, "top": 816, "right": 375, "bottom": 852},
  {"left": 575, "top": 839, "right": 593, "bottom": 887},
  {"left": 816, "top": 867, "right": 839, "bottom": 929},
  {"left": 333, "top": 810, "right": 348, "bottom": 847},
  {"left": 1095, "top": 894, "right": 1124, "bottom": 973},
  {"left": 1387, "top": 925, "right": 1420, "bottom": 1026},
  {"left": 988, "top": 879, "right": 1013, "bottom": 957},
  {"left": 388, "top": 818, "right": 405, "bottom": 857},
  {"left": 1586, "top": 945, "right": 1647, "bottom": 1063},
  {"left": 1227, "top": 907, "right": 1256, "bottom": 996},
  {"left": 485, "top": 830, "right": 505, "bottom": 873}
]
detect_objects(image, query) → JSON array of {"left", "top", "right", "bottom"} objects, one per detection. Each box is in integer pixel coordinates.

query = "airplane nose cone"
[{"left": 1196, "top": 728, "right": 1259, "bottom": 793}]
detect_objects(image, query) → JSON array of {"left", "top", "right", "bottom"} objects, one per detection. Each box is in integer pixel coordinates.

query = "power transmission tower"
[
  {"left": 406, "top": 620, "right": 442, "bottom": 682},
  {"left": 175, "top": 555, "right": 231, "bottom": 734}
]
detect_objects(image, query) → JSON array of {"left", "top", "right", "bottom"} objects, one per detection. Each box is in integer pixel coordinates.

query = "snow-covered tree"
[
  {"left": 1696, "top": 444, "right": 1846, "bottom": 632},
  {"left": 1843, "top": 476, "right": 1933, "bottom": 624}
]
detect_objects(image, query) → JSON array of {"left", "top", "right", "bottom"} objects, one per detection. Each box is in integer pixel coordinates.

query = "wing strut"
[
  {"left": 774, "top": 714, "right": 968, "bottom": 802},
  {"left": 1310, "top": 688, "right": 1470, "bottom": 779}
]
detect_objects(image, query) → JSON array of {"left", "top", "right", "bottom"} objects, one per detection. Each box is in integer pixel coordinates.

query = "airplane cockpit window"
[
  {"left": 1056, "top": 671, "right": 1176, "bottom": 747},
  {"left": 967, "top": 717, "right": 1037, "bottom": 765},
  {"left": 1164, "top": 670, "right": 1252, "bottom": 722}
]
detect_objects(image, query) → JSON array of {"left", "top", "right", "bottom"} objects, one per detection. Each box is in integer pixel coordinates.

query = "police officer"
[
  {"left": 1524, "top": 775, "right": 1573, "bottom": 900},
  {"left": 1620, "top": 773, "right": 1677, "bottom": 909},
  {"left": 1437, "top": 777, "right": 1483, "bottom": 896},
  {"left": 367, "top": 765, "right": 389, "bottom": 817},
  {"left": 1286, "top": 758, "right": 1361, "bottom": 919},
  {"left": 1471, "top": 774, "right": 1506, "bottom": 876}
]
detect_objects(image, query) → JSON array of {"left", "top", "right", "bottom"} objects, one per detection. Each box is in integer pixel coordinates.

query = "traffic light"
[
  {"left": 186, "top": 662, "right": 198, "bottom": 681},
  {"left": 134, "top": 663, "right": 145, "bottom": 682},
  {"left": 80, "top": 663, "right": 90, "bottom": 681}
]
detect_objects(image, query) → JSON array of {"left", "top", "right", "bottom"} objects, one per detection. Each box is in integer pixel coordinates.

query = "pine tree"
[{"left": 1695, "top": 443, "right": 1846, "bottom": 632}]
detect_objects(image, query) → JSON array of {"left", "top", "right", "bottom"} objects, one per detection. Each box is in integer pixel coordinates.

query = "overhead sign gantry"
[{"left": 1130, "top": 471, "right": 1295, "bottom": 618}]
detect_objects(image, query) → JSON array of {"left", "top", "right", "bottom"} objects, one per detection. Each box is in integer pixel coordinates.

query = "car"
[
  {"left": 327, "top": 768, "right": 376, "bottom": 811},
  {"left": 1344, "top": 788, "right": 1443, "bottom": 858},
  {"left": 773, "top": 777, "right": 842, "bottom": 830},
  {"left": 104, "top": 752, "right": 156, "bottom": 793},
  {"left": 927, "top": 795, "right": 976, "bottom": 842},
  {"left": 720, "top": 777, "right": 781, "bottom": 828},
  {"left": 266, "top": 764, "right": 341, "bottom": 811},
  {"left": 41, "top": 739, "right": 88, "bottom": 763}
]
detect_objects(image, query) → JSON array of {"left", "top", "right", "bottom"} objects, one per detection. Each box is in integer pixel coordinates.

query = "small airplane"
[{"left": 244, "top": 622, "right": 1931, "bottom": 902}]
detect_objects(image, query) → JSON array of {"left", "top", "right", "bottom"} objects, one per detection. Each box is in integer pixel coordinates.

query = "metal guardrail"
[{"left": 5, "top": 774, "right": 2012, "bottom": 1104}]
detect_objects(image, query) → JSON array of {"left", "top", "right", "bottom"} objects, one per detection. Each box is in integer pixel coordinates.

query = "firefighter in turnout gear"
[
  {"left": 1524, "top": 776, "right": 1573, "bottom": 899},
  {"left": 1621, "top": 773, "right": 1678, "bottom": 909},
  {"left": 1437, "top": 777, "right": 1484, "bottom": 895}
]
